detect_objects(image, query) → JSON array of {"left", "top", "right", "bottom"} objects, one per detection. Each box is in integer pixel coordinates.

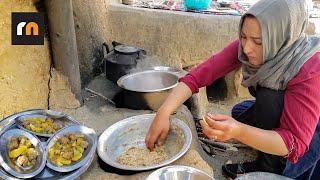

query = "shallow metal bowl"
[
  {"left": 146, "top": 165, "right": 214, "bottom": 180},
  {"left": 0, "top": 129, "right": 46, "bottom": 179},
  {"left": 117, "top": 70, "right": 178, "bottom": 93},
  {"left": 45, "top": 125, "right": 97, "bottom": 172},
  {"left": 97, "top": 114, "right": 192, "bottom": 171},
  {"left": 235, "top": 172, "right": 293, "bottom": 180},
  {"left": 16, "top": 113, "right": 80, "bottom": 138}
]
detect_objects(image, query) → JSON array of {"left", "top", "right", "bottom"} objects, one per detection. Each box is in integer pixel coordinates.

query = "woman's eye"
[
  {"left": 241, "top": 37, "right": 247, "bottom": 43},
  {"left": 254, "top": 40, "right": 262, "bottom": 45}
]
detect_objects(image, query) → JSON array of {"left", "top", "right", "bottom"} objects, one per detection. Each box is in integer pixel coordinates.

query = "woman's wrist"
[
  {"left": 157, "top": 107, "right": 172, "bottom": 118},
  {"left": 233, "top": 121, "right": 246, "bottom": 140},
  {"left": 158, "top": 101, "right": 178, "bottom": 115}
]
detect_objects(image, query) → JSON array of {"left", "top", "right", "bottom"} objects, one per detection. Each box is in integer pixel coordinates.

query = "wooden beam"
[{"left": 45, "top": 0, "right": 83, "bottom": 102}]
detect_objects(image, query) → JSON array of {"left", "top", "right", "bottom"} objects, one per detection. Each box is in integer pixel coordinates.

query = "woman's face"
[{"left": 241, "top": 16, "right": 263, "bottom": 66}]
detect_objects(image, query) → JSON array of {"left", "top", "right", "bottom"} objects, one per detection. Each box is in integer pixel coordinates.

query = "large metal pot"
[{"left": 117, "top": 70, "right": 179, "bottom": 110}]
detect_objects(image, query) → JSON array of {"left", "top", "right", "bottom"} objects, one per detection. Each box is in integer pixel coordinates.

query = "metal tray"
[
  {"left": 0, "top": 109, "right": 96, "bottom": 180},
  {"left": 97, "top": 114, "right": 192, "bottom": 171}
]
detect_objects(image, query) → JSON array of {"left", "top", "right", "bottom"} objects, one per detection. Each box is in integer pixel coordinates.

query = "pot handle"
[{"left": 102, "top": 42, "right": 110, "bottom": 58}]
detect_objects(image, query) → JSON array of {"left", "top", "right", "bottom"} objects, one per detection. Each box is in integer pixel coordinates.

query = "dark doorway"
[{"left": 206, "top": 77, "right": 227, "bottom": 102}]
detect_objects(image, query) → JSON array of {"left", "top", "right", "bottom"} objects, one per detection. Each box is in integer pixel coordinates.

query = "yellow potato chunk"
[
  {"left": 72, "top": 149, "right": 82, "bottom": 161},
  {"left": 9, "top": 145, "right": 28, "bottom": 158},
  {"left": 76, "top": 146, "right": 84, "bottom": 154},
  {"left": 48, "top": 148, "right": 55, "bottom": 158},
  {"left": 57, "top": 156, "right": 72, "bottom": 165}
]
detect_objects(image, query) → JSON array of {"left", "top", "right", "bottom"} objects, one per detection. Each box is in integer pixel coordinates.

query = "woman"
[{"left": 145, "top": 0, "right": 320, "bottom": 179}]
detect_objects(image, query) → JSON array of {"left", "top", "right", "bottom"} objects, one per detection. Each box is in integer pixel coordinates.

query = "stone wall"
[
  {"left": 106, "top": 4, "right": 240, "bottom": 69},
  {"left": 72, "top": 0, "right": 119, "bottom": 85},
  {"left": 75, "top": 2, "right": 319, "bottom": 71},
  {"left": 0, "top": 0, "right": 51, "bottom": 119}
]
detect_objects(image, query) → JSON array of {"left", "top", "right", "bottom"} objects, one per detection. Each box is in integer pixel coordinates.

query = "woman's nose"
[{"left": 243, "top": 41, "right": 253, "bottom": 55}]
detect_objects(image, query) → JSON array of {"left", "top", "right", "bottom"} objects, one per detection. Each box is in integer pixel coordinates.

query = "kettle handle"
[
  {"left": 112, "top": 41, "right": 122, "bottom": 48},
  {"left": 138, "top": 49, "right": 146, "bottom": 59},
  {"left": 102, "top": 43, "right": 110, "bottom": 57}
]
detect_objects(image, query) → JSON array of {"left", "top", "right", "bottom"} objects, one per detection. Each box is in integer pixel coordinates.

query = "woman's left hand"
[{"left": 200, "top": 114, "right": 242, "bottom": 141}]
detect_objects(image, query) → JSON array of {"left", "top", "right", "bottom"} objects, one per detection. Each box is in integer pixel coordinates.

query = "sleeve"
[
  {"left": 274, "top": 74, "right": 320, "bottom": 163},
  {"left": 179, "top": 39, "right": 242, "bottom": 94}
]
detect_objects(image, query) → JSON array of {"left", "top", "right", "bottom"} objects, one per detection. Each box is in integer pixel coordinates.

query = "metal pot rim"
[
  {"left": 147, "top": 66, "right": 182, "bottom": 73},
  {"left": 145, "top": 165, "right": 214, "bottom": 180},
  {"left": 117, "top": 70, "right": 179, "bottom": 93}
]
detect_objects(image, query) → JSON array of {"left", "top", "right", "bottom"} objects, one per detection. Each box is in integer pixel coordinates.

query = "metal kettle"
[{"left": 103, "top": 41, "right": 146, "bottom": 83}]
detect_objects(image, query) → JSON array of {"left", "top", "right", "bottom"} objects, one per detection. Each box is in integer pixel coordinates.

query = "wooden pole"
[{"left": 45, "top": 0, "right": 83, "bottom": 103}]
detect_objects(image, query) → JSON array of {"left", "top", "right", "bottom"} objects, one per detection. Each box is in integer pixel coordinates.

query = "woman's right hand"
[
  {"left": 145, "top": 82, "right": 193, "bottom": 151},
  {"left": 145, "top": 112, "right": 170, "bottom": 151}
]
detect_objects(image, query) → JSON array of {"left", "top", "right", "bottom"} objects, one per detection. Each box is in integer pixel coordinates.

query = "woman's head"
[
  {"left": 238, "top": 0, "right": 320, "bottom": 90},
  {"left": 239, "top": 0, "right": 308, "bottom": 64},
  {"left": 240, "top": 15, "right": 263, "bottom": 66}
]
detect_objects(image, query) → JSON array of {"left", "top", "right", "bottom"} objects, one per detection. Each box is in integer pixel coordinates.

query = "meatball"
[
  {"left": 59, "top": 136, "right": 69, "bottom": 145},
  {"left": 8, "top": 137, "right": 19, "bottom": 150},
  {"left": 16, "top": 155, "right": 29, "bottom": 167}
]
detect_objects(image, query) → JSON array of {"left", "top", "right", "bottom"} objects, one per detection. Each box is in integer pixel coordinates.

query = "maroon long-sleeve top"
[{"left": 180, "top": 40, "right": 320, "bottom": 163}]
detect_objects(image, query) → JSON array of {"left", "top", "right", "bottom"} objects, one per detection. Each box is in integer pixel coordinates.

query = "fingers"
[
  {"left": 202, "top": 116, "right": 209, "bottom": 126},
  {"left": 145, "top": 132, "right": 152, "bottom": 150},
  {"left": 201, "top": 122, "right": 224, "bottom": 137},
  {"left": 157, "top": 129, "right": 168, "bottom": 146},
  {"left": 205, "top": 114, "right": 230, "bottom": 131},
  {"left": 200, "top": 120, "right": 224, "bottom": 140},
  {"left": 145, "top": 130, "right": 159, "bottom": 151},
  {"left": 207, "top": 114, "right": 230, "bottom": 121},
  {"left": 145, "top": 124, "right": 169, "bottom": 150}
]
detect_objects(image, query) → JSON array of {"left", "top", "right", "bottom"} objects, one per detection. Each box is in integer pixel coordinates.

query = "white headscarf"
[{"left": 239, "top": 0, "right": 320, "bottom": 90}]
